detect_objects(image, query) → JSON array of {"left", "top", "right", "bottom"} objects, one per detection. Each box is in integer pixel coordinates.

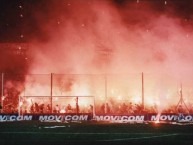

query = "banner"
[
  {"left": 0, "top": 113, "right": 193, "bottom": 122},
  {"left": 0, "top": 113, "right": 92, "bottom": 122}
]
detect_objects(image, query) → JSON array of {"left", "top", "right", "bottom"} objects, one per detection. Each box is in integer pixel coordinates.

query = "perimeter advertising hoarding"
[
  {"left": 0, "top": 113, "right": 193, "bottom": 122},
  {"left": 0, "top": 113, "right": 92, "bottom": 122}
]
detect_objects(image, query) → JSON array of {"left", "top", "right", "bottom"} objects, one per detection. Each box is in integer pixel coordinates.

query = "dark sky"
[{"left": 0, "top": 0, "right": 192, "bottom": 42}]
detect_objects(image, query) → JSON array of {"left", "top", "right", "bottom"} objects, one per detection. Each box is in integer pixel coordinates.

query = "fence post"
[
  {"left": 1, "top": 73, "right": 4, "bottom": 113},
  {"left": 50, "top": 73, "right": 53, "bottom": 113}
]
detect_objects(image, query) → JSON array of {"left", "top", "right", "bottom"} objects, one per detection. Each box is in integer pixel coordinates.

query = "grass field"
[{"left": 0, "top": 121, "right": 193, "bottom": 145}]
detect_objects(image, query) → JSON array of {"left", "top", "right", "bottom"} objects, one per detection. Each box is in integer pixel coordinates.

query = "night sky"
[{"left": 0, "top": 0, "right": 192, "bottom": 42}]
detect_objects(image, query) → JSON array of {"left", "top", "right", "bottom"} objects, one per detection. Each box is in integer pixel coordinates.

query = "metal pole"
[
  {"left": 105, "top": 74, "right": 107, "bottom": 114},
  {"left": 18, "top": 95, "right": 21, "bottom": 116},
  {"left": 93, "top": 96, "right": 96, "bottom": 118},
  {"left": 51, "top": 73, "right": 53, "bottom": 113},
  {"left": 1, "top": 73, "right": 4, "bottom": 113},
  {"left": 142, "top": 72, "right": 144, "bottom": 110},
  {"left": 76, "top": 97, "right": 79, "bottom": 114},
  {"left": 180, "top": 83, "right": 189, "bottom": 113},
  {"left": 104, "top": 51, "right": 109, "bottom": 114},
  {"left": 96, "top": 48, "right": 112, "bottom": 114}
]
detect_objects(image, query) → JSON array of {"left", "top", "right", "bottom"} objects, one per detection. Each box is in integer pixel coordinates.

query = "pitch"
[{"left": 0, "top": 121, "right": 193, "bottom": 145}]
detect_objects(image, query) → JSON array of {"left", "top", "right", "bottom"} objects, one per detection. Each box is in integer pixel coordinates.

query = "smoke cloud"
[
  {"left": 28, "top": 1, "right": 193, "bottom": 74},
  {"left": 24, "top": 0, "right": 193, "bottom": 109}
]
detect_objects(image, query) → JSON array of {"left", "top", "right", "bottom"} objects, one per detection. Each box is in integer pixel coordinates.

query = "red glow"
[
  {"left": 2, "top": 1, "right": 193, "bottom": 114},
  {"left": 26, "top": 1, "right": 193, "bottom": 113}
]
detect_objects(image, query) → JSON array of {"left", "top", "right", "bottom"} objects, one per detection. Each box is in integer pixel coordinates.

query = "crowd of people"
[
  {"left": 1, "top": 98, "right": 193, "bottom": 114},
  {"left": 0, "top": 91, "right": 193, "bottom": 115},
  {"left": 97, "top": 102, "right": 193, "bottom": 114},
  {"left": 98, "top": 102, "right": 144, "bottom": 114},
  {"left": 17, "top": 102, "right": 92, "bottom": 114}
]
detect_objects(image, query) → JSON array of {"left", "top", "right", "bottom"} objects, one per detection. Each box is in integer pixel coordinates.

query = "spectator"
[
  {"left": 106, "top": 103, "right": 111, "bottom": 114},
  {"left": 46, "top": 104, "right": 51, "bottom": 113},
  {"left": 0, "top": 102, "right": 2, "bottom": 113},
  {"left": 66, "top": 104, "right": 72, "bottom": 113},
  {"left": 100, "top": 103, "right": 105, "bottom": 114},
  {"left": 89, "top": 104, "right": 94, "bottom": 114},
  {"left": 54, "top": 104, "right": 60, "bottom": 113},
  {"left": 120, "top": 103, "right": 128, "bottom": 114}
]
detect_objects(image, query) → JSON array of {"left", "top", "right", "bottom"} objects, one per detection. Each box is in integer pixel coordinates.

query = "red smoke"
[{"left": 24, "top": 0, "right": 193, "bottom": 112}]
